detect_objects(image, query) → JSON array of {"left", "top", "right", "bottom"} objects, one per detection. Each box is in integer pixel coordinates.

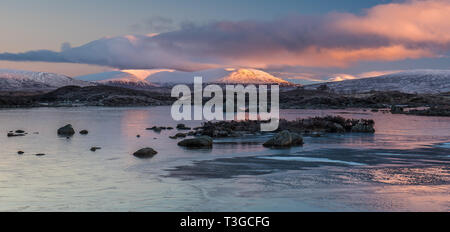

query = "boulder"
[
  {"left": 178, "top": 136, "right": 213, "bottom": 148},
  {"left": 57, "top": 124, "right": 75, "bottom": 136},
  {"left": 133, "top": 148, "right": 158, "bottom": 158},
  {"left": 90, "top": 147, "right": 101, "bottom": 152},
  {"left": 263, "top": 130, "right": 304, "bottom": 147}
]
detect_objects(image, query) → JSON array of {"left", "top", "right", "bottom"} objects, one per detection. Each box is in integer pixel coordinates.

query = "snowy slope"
[
  {"left": 217, "top": 68, "right": 290, "bottom": 84},
  {"left": 305, "top": 70, "right": 450, "bottom": 94},
  {"left": 0, "top": 69, "right": 93, "bottom": 91},
  {"left": 145, "top": 68, "right": 230, "bottom": 83},
  {"left": 75, "top": 70, "right": 161, "bottom": 89},
  {"left": 146, "top": 68, "right": 291, "bottom": 84}
]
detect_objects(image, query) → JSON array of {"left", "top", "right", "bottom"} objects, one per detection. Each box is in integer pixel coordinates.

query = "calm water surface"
[{"left": 0, "top": 107, "right": 449, "bottom": 211}]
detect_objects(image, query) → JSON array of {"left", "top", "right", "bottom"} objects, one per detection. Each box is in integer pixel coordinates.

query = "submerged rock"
[
  {"left": 133, "top": 148, "right": 158, "bottom": 158},
  {"left": 57, "top": 124, "right": 75, "bottom": 136},
  {"left": 178, "top": 136, "right": 213, "bottom": 148},
  {"left": 263, "top": 130, "right": 304, "bottom": 148}
]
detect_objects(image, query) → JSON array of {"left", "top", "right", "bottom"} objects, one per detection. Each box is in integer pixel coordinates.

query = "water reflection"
[{"left": 0, "top": 106, "right": 448, "bottom": 211}]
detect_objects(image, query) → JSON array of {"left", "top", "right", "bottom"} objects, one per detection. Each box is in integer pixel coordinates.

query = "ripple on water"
[{"left": 258, "top": 156, "right": 365, "bottom": 166}]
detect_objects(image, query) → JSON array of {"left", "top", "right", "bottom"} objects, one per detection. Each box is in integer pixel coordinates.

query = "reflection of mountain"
[
  {"left": 305, "top": 70, "right": 450, "bottom": 94},
  {"left": 0, "top": 69, "right": 92, "bottom": 91}
]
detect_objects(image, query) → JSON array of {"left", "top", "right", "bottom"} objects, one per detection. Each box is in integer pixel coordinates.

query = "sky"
[{"left": 0, "top": 0, "right": 449, "bottom": 81}]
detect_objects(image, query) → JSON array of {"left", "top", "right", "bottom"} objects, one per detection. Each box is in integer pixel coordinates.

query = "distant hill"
[
  {"left": 305, "top": 70, "right": 450, "bottom": 94},
  {"left": 0, "top": 69, "right": 92, "bottom": 91}
]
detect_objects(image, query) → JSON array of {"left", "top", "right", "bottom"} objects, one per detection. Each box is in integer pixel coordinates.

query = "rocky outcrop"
[
  {"left": 193, "top": 116, "right": 375, "bottom": 138},
  {"left": 178, "top": 136, "right": 213, "bottom": 148},
  {"left": 133, "top": 148, "right": 158, "bottom": 158},
  {"left": 263, "top": 130, "right": 304, "bottom": 147},
  {"left": 57, "top": 124, "right": 75, "bottom": 136}
]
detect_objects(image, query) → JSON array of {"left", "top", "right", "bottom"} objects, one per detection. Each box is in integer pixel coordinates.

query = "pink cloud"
[{"left": 1, "top": 0, "right": 449, "bottom": 71}]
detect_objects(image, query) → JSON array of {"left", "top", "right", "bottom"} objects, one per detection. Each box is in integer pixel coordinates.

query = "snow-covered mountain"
[
  {"left": 0, "top": 69, "right": 93, "bottom": 91},
  {"left": 77, "top": 68, "right": 292, "bottom": 86},
  {"left": 145, "top": 68, "right": 231, "bottom": 83},
  {"left": 147, "top": 68, "right": 291, "bottom": 84},
  {"left": 216, "top": 68, "right": 290, "bottom": 84},
  {"left": 75, "top": 70, "right": 163, "bottom": 89},
  {"left": 305, "top": 70, "right": 450, "bottom": 94}
]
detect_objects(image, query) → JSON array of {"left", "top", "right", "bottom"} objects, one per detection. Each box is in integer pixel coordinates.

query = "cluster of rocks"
[
  {"left": 57, "top": 124, "right": 91, "bottom": 136},
  {"left": 191, "top": 116, "right": 375, "bottom": 138},
  {"left": 278, "top": 116, "right": 375, "bottom": 133},
  {"left": 146, "top": 126, "right": 174, "bottom": 132},
  {"left": 391, "top": 106, "right": 450, "bottom": 117}
]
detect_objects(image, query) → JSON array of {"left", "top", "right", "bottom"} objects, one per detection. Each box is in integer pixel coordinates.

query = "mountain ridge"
[{"left": 305, "top": 69, "right": 450, "bottom": 94}]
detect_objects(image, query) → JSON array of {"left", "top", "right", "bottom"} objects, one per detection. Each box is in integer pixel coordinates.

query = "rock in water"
[
  {"left": 176, "top": 124, "right": 191, "bottom": 130},
  {"left": 90, "top": 147, "right": 101, "bottom": 152},
  {"left": 35, "top": 153, "right": 46, "bottom": 156},
  {"left": 57, "top": 124, "right": 75, "bottom": 136},
  {"left": 133, "top": 148, "right": 158, "bottom": 158},
  {"left": 79, "top": 130, "right": 89, "bottom": 135},
  {"left": 351, "top": 122, "right": 376, "bottom": 133},
  {"left": 17, "top": 151, "right": 24, "bottom": 155},
  {"left": 391, "top": 105, "right": 404, "bottom": 114},
  {"left": 178, "top": 136, "right": 213, "bottom": 148},
  {"left": 263, "top": 130, "right": 304, "bottom": 147},
  {"left": 7, "top": 132, "right": 25, "bottom": 137}
]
